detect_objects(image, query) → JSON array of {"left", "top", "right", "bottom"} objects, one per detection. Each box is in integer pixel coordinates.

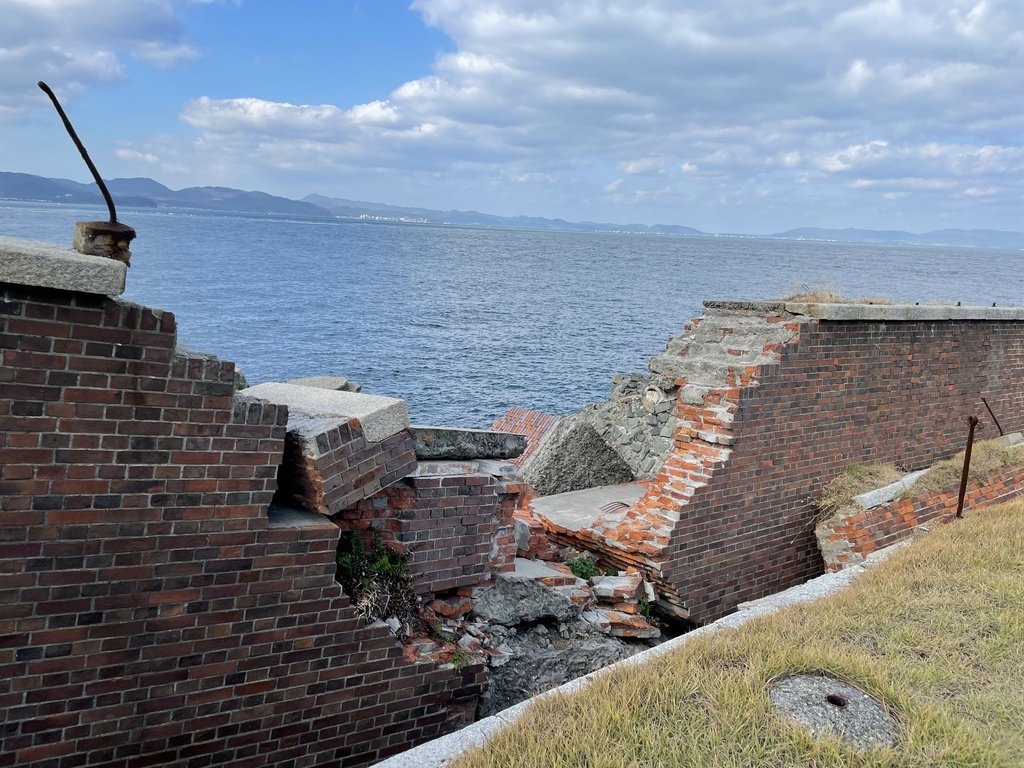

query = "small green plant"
[
  {"left": 566, "top": 555, "right": 600, "bottom": 580},
  {"left": 449, "top": 647, "right": 473, "bottom": 671},
  {"left": 336, "top": 532, "right": 420, "bottom": 626}
]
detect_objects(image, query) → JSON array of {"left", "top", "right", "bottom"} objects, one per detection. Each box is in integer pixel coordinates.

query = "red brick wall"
[
  {"left": 665, "top": 319, "right": 1024, "bottom": 622},
  {"left": 489, "top": 408, "right": 560, "bottom": 468},
  {"left": 0, "top": 285, "right": 482, "bottom": 768},
  {"left": 335, "top": 470, "right": 520, "bottom": 595},
  {"left": 817, "top": 459, "right": 1024, "bottom": 571}
]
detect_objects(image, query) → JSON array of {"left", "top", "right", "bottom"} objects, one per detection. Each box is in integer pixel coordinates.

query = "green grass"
[
  {"left": 899, "top": 439, "right": 1024, "bottom": 498},
  {"left": 456, "top": 501, "right": 1024, "bottom": 768},
  {"left": 818, "top": 463, "right": 904, "bottom": 519}
]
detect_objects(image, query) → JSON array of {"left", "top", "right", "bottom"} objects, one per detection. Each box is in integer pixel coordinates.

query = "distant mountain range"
[{"left": 3, "top": 171, "right": 1023, "bottom": 249}]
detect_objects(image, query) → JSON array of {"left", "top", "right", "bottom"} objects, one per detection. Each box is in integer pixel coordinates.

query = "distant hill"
[
  {"left": 302, "top": 192, "right": 705, "bottom": 235},
  {"left": 773, "top": 226, "right": 1024, "bottom": 250},
  {"left": 4, "top": 171, "right": 1023, "bottom": 247}
]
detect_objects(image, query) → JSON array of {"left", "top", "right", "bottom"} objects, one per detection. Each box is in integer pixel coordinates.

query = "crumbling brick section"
[
  {"left": 275, "top": 417, "right": 417, "bottom": 514},
  {"left": 0, "top": 284, "right": 482, "bottom": 768},
  {"left": 335, "top": 466, "right": 522, "bottom": 594},
  {"left": 817, "top": 460, "right": 1024, "bottom": 571},
  {"left": 489, "top": 407, "right": 560, "bottom": 468},
  {"left": 662, "top": 314, "right": 1024, "bottom": 622}
]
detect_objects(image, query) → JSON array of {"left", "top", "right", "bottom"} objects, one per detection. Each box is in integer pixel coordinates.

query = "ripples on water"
[{"left": 2, "top": 202, "right": 1021, "bottom": 427}]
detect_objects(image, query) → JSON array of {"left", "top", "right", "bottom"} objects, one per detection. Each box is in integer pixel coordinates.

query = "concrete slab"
[
  {"left": 704, "top": 299, "right": 1024, "bottom": 322},
  {"left": 267, "top": 505, "right": 337, "bottom": 530},
  {"left": 853, "top": 469, "right": 929, "bottom": 510},
  {"left": 287, "top": 375, "right": 352, "bottom": 391},
  {"left": 509, "top": 558, "right": 572, "bottom": 582},
  {"left": 530, "top": 483, "right": 646, "bottom": 532},
  {"left": 241, "top": 382, "right": 408, "bottom": 442},
  {"left": 410, "top": 425, "right": 526, "bottom": 461},
  {"left": 0, "top": 236, "right": 126, "bottom": 296}
]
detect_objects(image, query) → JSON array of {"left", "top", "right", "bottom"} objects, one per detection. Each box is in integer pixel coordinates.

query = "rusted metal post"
[
  {"left": 982, "top": 398, "right": 1004, "bottom": 436},
  {"left": 37, "top": 80, "right": 136, "bottom": 265},
  {"left": 956, "top": 415, "right": 979, "bottom": 519}
]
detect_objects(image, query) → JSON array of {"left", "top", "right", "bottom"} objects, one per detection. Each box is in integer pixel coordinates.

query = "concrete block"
[
  {"left": 410, "top": 425, "right": 527, "bottom": 460},
  {"left": 287, "top": 375, "right": 361, "bottom": 392},
  {"left": 0, "top": 236, "right": 126, "bottom": 296},
  {"left": 241, "top": 382, "right": 408, "bottom": 442}
]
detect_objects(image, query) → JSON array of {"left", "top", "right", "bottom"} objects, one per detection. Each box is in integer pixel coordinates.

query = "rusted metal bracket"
[
  {"left": 956, "top": 415, "right": 979, "bottom": 519},
  {"left": 38, "top": 80, "right": 136, "bottom": 264}
]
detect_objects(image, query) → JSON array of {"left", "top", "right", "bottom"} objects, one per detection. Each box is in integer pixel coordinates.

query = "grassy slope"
[{"left": 457, "top": 502, "right": 1024, "bottom": 768}]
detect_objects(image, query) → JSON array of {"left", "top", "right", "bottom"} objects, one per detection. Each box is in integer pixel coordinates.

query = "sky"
[{"left": 1, "top": 0, "right": 1023, "bottom": 234}]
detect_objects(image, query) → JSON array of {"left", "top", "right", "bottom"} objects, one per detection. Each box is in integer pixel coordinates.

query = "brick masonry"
[
  {"left": 816, "top": 459, "right": 1024, "bottom": 571},
  {"left": 333, "top": 466, "right": 521, "bottom": 595},
  {"left": 488, "top": 407, "right": 560, "bottom": 468},
  {"left": 663, "top": 316, "right": 1024, "bottom": 621},
  {"left": 275, "top": 417, "right": 418, "bottom": 515},
  {"left": 531, "top": 306, "right": 1024, "bottom": 624},
  {"left": 0, "top": 284, "right": 485, "bottom": 768}
]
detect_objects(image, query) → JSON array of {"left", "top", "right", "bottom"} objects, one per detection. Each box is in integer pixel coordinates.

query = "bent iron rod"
[
  {"left": 956, "top": 415, "right": 979, "bottom": 519},
  {"left": 982, "top": 397, "right": 1004, "bottom": 436},
  {"left": 37, "top": 80, "right": 117, "bottom": 225}
]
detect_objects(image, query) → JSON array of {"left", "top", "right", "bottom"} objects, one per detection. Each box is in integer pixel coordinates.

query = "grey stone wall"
[{"left": 590, "top": 373, "right": 678, "bottom": 479}]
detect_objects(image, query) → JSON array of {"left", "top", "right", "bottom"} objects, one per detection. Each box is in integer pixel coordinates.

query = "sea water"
[{"left": 2, "top": 201, "right": 1020, "bottom": 426}]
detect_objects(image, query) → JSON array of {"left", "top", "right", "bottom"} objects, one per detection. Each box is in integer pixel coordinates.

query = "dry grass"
[
  {"left": 900, "top": 439, "right": 1024, "bottom": 498},
  {"left": 818, "top": 463, "right": 904, "bottom": 519},
  {"left": 782, "top": 285, "right": 896, "bottom": 305},
  {"left": 455, "top": 501, "right": 1024, "bottom": 768}
]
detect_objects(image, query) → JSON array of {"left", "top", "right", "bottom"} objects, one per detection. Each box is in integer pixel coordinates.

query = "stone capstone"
[
  {"left": 409, "top": 425, "right": 527, "bottom": 461},
  {"left": 522, "top": 413, "right": 635, "bottom": 496},
  {"left": 287, "top": 375, "right": 362, "bottom": 393},
  {"left": 241, "top": 382, "right": 408, "bottom": 442},
  {"left": 471, "top": 573, "right": 579, "bottom": 626},
  {"left": 0, "top": 235, "right": 126, "bottom": 296}
]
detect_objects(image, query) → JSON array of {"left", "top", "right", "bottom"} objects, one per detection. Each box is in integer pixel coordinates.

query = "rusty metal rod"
[
  {"left": 982, "top": 397, "right": 1004, "bottom": 436},
  {"left": 37, "top": 80, "right": 117, "bottom": 224},
  {"left": 956, "top": 415, "right": 979, "bottom": 519}
]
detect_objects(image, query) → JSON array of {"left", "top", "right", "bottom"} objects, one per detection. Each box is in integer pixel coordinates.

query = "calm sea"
[{"left": 2, "top": 201, "right": 1021, "bottom": 427}]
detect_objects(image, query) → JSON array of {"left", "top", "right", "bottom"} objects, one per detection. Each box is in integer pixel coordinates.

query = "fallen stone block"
[
  {"left": 471, "top": 572, "right": 579, "bottom": 626},
  {"left": 591, "top": 574, "right": 643, "bottom": 602},
  {"left": 410, "top": 425, "right": 527, "bottom": 461}
]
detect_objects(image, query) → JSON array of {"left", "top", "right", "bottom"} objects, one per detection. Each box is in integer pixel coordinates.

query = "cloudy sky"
[{"left": 1, "top": 0, "right": 1022, "bottom": 233}]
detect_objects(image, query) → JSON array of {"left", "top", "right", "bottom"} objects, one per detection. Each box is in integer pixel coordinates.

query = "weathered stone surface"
[
  {"left": 471, "top": 572, "right": 579, "bottom": 626},
  {"left": 0, "top": 235, "right": 126, "bottom": 296},
  {"left": 586, "top": 608, "right": 660, "bottom": 639},
  {"left": 242, "top": 382, "right": 408, "bottom": 442},
  {"left": 72, "top": 220, "right": 135, "bottom": 264},
  {"left": 514, "top": 518, "right": 532, "bottom": 551},
  {"left": 852, "top": 469, "right": 928, "bottom": 510},
  {"left": 770, "top": 674, "right": 899, "bottom": 751},
  {"left": 287, "top": 375, "right": 362, "bottom": 392},
  {"left": 591, "top": 574, "right": 643, "bottom": 601},
  {"left": 478, "top": 620, "right": 638, "bottom": 717},
  {"left": 522, "top": 413, "right": 635, "bottom": 496},
  {"left": 409, "top": 425, "right": 527, "bottom": 460}
]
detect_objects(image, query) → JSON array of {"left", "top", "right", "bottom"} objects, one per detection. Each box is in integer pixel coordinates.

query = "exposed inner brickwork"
[
  {"left": 488, "top": 407, "right": 560, "bottom": 468},
  {"left": 0, "top": 284, "right": 484, "bottom": 768},
  {"left": 275, "top": 416, "right": 417, "bottom": 515},
  {"left": 333, "top": 464, "right": 520, "bottom": 595},
  {"left": 533, "top": 305, "right": 1024, "bottom": 623},
  {"left": 816, "top": 458, "right": 1024, "bottom": 571}
]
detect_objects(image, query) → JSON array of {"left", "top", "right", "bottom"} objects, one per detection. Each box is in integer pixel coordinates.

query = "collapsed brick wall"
[
  {"left": 334, "top": 468, "right": 521, "bottom": 595},
  {"left": 488, "top": 407, "right": 559, "bottom": 468},
  {"left": 0, "top": 284, "right": 483, "bottom": 768},
  {"left": 816, "top": 459, "right": 1024, "bottom": 571},
  {"left": 663, "top": 316, "right": 1024, "bottom": 621}
]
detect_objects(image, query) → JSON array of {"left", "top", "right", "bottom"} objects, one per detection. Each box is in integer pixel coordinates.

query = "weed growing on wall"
[
  {"left": 565, "top": 555, "right": 600, "bottom": 580},
  {"left": 336, "top": 532, "right": 420, "bottom": 626}
]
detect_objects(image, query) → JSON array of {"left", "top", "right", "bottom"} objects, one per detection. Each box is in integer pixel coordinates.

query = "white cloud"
[
  {"left": 15, "top": 0, "right": 1024, "bottom": 230},
  {"left": 0, "top": 0, "right": 200, "bottom": 117}
]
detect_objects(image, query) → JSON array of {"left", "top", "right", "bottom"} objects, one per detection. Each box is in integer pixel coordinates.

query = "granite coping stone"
[
  {"left": 375, "top": 544, "right": 906, "bottom": 768},
  {"left": 241, "top": 382, "right": 408, "bottom": 442},
  {"left": 704, "top": 299, "right": 1024, "bottom": 322},
  {"left": 0, "top": 235, "right": 126, "bottom": 296},
  {"left": 410, "top": 425, "right": 527, "bottom": 461}
]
